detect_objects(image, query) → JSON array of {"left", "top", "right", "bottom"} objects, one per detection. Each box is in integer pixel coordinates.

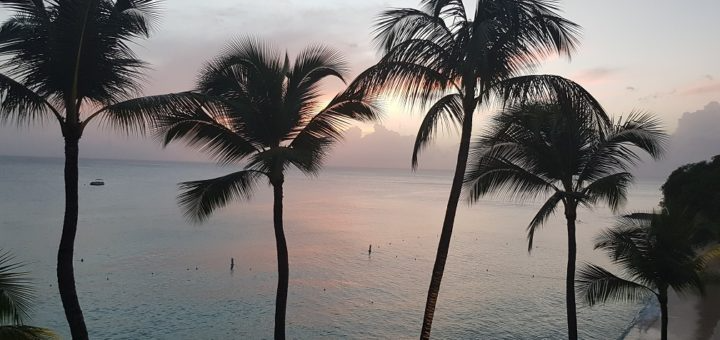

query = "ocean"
[{"left": 0, "top": 156, "right": 662, "bottom": 339}]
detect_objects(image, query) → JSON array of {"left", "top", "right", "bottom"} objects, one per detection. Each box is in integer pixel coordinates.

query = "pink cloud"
[
  {"left": 680, "top": 82, "right": 720, "bottom": 96},
  {"left": 570, "top": 67, "right": 620, "bottom": 85}
]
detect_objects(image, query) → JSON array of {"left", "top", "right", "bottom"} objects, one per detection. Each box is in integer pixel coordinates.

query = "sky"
[{"left": 0, "top": 0, "right": 719, "bottom": 169}]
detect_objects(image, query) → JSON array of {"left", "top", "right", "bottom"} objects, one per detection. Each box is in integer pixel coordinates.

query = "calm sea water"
[{"left": 0, "top": 156, "right": 663, "bottom": 339}]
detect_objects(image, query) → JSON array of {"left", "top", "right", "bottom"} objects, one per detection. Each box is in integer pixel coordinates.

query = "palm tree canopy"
[
  {"left": 0, "top": 251, "right": 33, "bottom": 325},
  {"left": 464, "top": 100, "right": 667, "bottom": 249},
  {"left": 0, "top": 250, "right": 57, "bottom": 339},
  {"left": 154, "top": 38, "right": 380, "bottom": 222},
  {"left": 0, "top": 326, "right": 57, "bottom": 340},
  {"left": 0, "top": 0, "right": 160, "bottom": 128},
  {"left": 351, "top": 0, "right": 584, "bottom": 169},
  {"left": 368, "top": 0, "right": 580, "bottom": 99},
  {"left": 577, "top": 209, "right": 720, "bottom": 306}
]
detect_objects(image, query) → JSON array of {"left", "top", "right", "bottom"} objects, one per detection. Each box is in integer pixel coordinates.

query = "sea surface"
[{"left": 0, "top": 156, "right": 663, "bottom": 339}]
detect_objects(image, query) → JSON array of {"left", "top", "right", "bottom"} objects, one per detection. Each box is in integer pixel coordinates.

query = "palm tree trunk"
[
  {"left": 272, "top": 180, "right": 289, "bottom": 340},
  {"left": 659, "top": 287, "right": 668, "bottom": 340},
  {"left": 564, "top": 203, "right": 578, "bottom": 340},
  {"left": 57, "top": 133, "right": 89, "bottom": 340},
  {"left": 420, "top": 93, "right": 476, "bottom": 340}
]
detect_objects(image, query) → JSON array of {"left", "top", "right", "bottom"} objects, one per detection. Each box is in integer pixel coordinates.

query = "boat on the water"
[{"left": 90, "top": 179, "right": 105, "bottom": 186}]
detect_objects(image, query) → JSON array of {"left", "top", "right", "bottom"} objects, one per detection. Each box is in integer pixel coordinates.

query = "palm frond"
[
  {"left": 471, "top": 5, "right": 580, "bottom": 86},
  {"left": 593, "top": 218, "right": 648, "bottom": 263},
  {"left": 609, "top": 111, "right": 668, "bottom": 160},
  {"left": 581, "top": 172, "right": 633, "bottom": 212},
  {"left": 577, "top": 111, "right": 667, "bottom": 183},
  {"left": 178, "top": 170, "right": 265, "bottom": 223},
  {"left": 526, "top": 191, "right": 563, "bottom": 252},
  {"left": 373, "top": 8, "right": 453, "bottom": 54},
  {"left": 695, "top": 245, "right": 720, "bottom": 272},
  {"left": 576, "top": 263, "right": 655, "bottom": 306},
  {"left": 0, "top": 251, "right": 33, "bottom": 325},
  {"left": 412, "top": 93, "right": 463, "bottom": 170},
  {"left": 0, "top": 73, "right": 59, "bottom": 125},
  {"left": 0, "top": 0, "right": 159, "bottom": 114},
  {"left": 153, "top": 96, "right": 259, "bottom": 165},
  {"left": 494, "top": 75, "right": 607, "bottom": 125},
  {"left": 0, "top": 325, "right": 58, "bottom": 340},
  {"left": 464, "top": 151, "right": 556, "bottom": 203},
  {"left": 290, "top": 87, "right": 380, "bottom": 174},
  {"left": 247, "top": 146, "right": 324, "bottom": 178},
  {"left": 594, "top": 211, "right": 709, "bottom": 296},
  {"left": 112, "top": 0, "right": 161, "bottom": 37},
  {"left": 350, "top": 60, "right": 453, "bottom": 110},
  {"left": 420, "top": 0, "right": 466, "bottom": 20},
  {"left": 95, "top": 91, "right": 201, "bottom": 135}
]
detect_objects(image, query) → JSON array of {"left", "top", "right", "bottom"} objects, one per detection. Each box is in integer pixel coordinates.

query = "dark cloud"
[{"left": 636, "top": 101, "right": 720, "bottom": 179}]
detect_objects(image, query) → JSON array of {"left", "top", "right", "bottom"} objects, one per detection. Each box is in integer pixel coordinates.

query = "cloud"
[
  {"left": 680, "top": 83, "right": 720, "bottom": 96},
  {"left": 626, "top": 86, "right": 637, "bottom": 92},
  {"left": 326, "top": 124, "right": 455, "bottom": 170},
  {"left": 571, "top": 67, "right": 620, "bottom": 84},
  {"left": 638, "top": 89, "right": 677, "bottom": 102},
  {"left": 636, "top": 101, "right": 720, "bottom": 179}
]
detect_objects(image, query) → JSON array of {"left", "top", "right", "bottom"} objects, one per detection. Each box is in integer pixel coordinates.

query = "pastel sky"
[{"left": 1, "top": 0, "right": 719, "bottom": 166}]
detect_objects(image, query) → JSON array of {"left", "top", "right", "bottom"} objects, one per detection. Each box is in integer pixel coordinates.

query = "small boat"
[{"left": 90, "top": 179, "right": 105, "bottom": 186}]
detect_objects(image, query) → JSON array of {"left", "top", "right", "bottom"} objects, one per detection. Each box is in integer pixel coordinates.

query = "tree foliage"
[
  {"left": 465, "top": 102, "right": 667, "bottom": 250},
  {"left": 661, "top": 155, "right": 720, "bottom": 238},
  {"left": 0, "top": 251, "right": 57, "bottom": 340},
  {"left": 154, "top": 38, "right": 380, "bottom": 221}
]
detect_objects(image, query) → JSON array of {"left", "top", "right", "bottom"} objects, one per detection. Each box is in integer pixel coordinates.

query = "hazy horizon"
[{"left": 1, "top": 0, "right": 719, "bottom": 171}]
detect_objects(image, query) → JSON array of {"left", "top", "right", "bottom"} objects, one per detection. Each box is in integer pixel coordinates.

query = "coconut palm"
[
  {"left": 0, "top": 1, "right": 180, "bottom": 337},
  {"left": 153, "top": 38, "right": 379, "bottom": 340},
  {"left": 577, "top": 210, "right": 720, "bottom": 340},
  {"left": 0, "top": 250, "right": 57, "bottom": 340},
  {"left": 351, "top": 0, "right": 584, "bottom": 337},
  {"left": 464, "top": 102, "right": 666, "bottom": 338}
]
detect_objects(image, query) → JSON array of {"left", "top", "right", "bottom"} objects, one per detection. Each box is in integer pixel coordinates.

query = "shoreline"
[{"left": 624, "top": 283, "right": 720, "bottom": 340}]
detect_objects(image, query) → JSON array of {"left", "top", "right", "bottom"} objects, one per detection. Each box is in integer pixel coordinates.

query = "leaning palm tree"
[
  {"left": 0, "top": 1, "right": 174, "bottom": 337},
  {"left": 153, "top": 38, "right": 379, "bottom": 340},
  {"left": 464, "top": 102, "right": 666, "bottom": 338},
  {"left": 577, "top": 210, "right": 720, "bottom": 340},
  {"left": 351, "top": 0, "right": 584, "bottom": 337},
  {"left": 0, "top": 250, "right": 57, "bottom": 340}
]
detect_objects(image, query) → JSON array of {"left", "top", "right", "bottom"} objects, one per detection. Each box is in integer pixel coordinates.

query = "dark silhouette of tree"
[
  {"left": 577, "top": 210, "right": 720, "bottom": 340},
  {"left": 0, "top": 250, "right": 57, "bottom": 339},
  {"left": 0, "top": 1, "right": 172, "bottom": 338},
  {"left": 153, "top": 38, "right": 379, "bottom": 340},
  {"left": 464, "top": 101, "right": 666, "bottom": 338},
  {"left": 661, "top": 155, "right": 720, "bottom": 239},
  {"left": 351, "top": 1, "right": 582, "bottom": 337}
]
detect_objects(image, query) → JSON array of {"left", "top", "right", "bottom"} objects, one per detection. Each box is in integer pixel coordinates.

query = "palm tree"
[
  {"left": 0, "top": 250, "right": 57, "bottom": 339},
  {"left": 577, "top": 210, "right": 720, "bottom": 340},
  {"left": 351, "top": 1, "right": 584, "bottom": 337},
  {"left": 153, "top": 38, "right": 379, "bottom": 340},
  {"left": 464, "top": 102, "right": 666, "bottom": 338},
  {"left": 0, "top": 1, "right": 174, "bottom": 338}
]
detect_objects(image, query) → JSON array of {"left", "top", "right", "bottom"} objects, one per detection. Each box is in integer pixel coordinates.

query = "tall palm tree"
[
  {"left": 351, "top": 0, "right": 584, "bottom": 337},
  {"left": 0, "top": 1, "right": 174, "bottom": 338},
  {"left": 577, "top": 210, "right": 720, "bottom": 340},
  {"left": 153, "top": 38, "right": 379, "bottom": 340},
  {"left": 0, "top": 250, "right": 57, "bottom": 339},
  {"left": 464, "top": 101, "right": 667, "bottom": 338}
]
